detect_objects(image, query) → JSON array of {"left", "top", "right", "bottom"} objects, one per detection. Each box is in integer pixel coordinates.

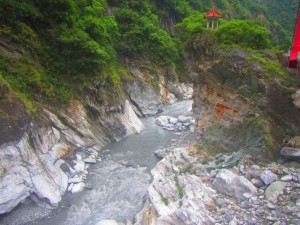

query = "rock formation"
[
  {"left": 189, "top": 34, "right": 300, "bottom": 159},
  {"left": 0, "top": 59, "right": 193, "bottom": 214}
]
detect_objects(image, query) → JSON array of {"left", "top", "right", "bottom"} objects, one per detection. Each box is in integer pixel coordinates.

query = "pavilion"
[{"left": 204, "top": 7, "right": 223, "bottom": 29}]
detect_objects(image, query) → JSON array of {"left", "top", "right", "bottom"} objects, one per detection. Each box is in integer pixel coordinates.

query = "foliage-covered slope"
[{"left": 0, "top": 0, "right": 297, "bottom": 110}]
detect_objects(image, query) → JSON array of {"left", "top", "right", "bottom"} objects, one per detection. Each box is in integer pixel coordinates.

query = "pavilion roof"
[{"left": 205, "top": 7, "right": 223, "bottom": 18}]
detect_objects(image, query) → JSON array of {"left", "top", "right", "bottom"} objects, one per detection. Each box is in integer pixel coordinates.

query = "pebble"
[
  {"left": 251, "top": 178, "right": 264, "bottom": 188},
  {"left": 229, "top": 217, "right": 238, "bottom": 225},
  {"left": 210, "top": 170, "right": 217, "bottom": 178},
  {"left": 267, "top": 203, "right": 276, "bottom": 210},
  {"left": 225, "top": 213, "right": 234, "bottom": 222},
  {"left": 267, "top": 216, "right": 277, "bottom": 222},
  {"left": 243, "top": 193, "right": 251, "bottom": 199},
  {"left": 216, "top": 198, "right": 227, "bottom": 208},
  {"left": 202, "top": 151, "right": 300, "bottom": 225},
  {"left": 240, "top": 201, "right": 251, "bottom": 209},
  {"left": 85, "top": 183, "right": 93, "bottom": 190}
]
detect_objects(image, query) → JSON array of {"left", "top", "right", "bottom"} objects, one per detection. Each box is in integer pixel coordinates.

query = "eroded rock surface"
[
  {"left": 0, "top": 123, "right": 67, "bottom": 214},
  {"left": 281, "top": 147, "right": 300, "bottom": 161},
  {"left": 136, "top": 147, "right": 215, "bottom": 225},
  {"left": 0, "top": 96, "right": 144, "bottom": 214},
  {"left": 136, "top": 147, "right": 300, "bottom": 225},
  {"left": 212, "top": 169, "right": 257, "bottom": 199},
  {"left": 0, "top": 82, "right": 30, "bottom": 145},
  {"left": 126, "top": 80, "right": 163, "bottom": 116}
]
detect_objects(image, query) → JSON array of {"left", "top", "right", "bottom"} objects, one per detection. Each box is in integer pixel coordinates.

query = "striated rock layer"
[
  {"left": 135, "top": 147, "right": 215, "bottom": 225},
  {"left": 0, "top": 65, "right": 193, "bottom": 214},
  {"left": 0, "top": 83, "right": 144, "bottom": 214}
]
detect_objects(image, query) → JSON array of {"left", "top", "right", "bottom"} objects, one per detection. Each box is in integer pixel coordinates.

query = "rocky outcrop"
[
  {"left": 0, "top": 122, "right": 68, "bottom": 214},
  {"left": 126, "top": 79, "right": 163, "bottom": 116},
  {"left": 0, "top": 90, "right": 144, "bottom": 214},
  {"left": 0, "top": 82, "right": 31, "bottom": 145},
  {"left": 167, "top": 82, "right": 193, "bottom": 101},
  {"left": 123, "top": 59, "right": 193, "bottom": 117},
  {"left": 280, "top": 147, "right": 300, "bottom": 161},
  {"left": 189, "top": 36, "right": 300, "bottom": 158},
  {"left": 292, "top": 89, "right": 300, "bottom": 108},
  {"left": 136, "top": 146, "right": 300, "bottom": 225},
  {"left": 135, "top": 147, "right": 215, "bottom": 225}
]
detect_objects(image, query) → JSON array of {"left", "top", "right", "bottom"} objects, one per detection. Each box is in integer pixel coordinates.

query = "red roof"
[{"left": 205, "top": 7, "right": 223, "bottom": 18}]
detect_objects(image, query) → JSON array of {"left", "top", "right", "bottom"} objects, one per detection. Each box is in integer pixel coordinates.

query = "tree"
[{"left": 215, "top": 20, "right": 271, "bottom": 49}]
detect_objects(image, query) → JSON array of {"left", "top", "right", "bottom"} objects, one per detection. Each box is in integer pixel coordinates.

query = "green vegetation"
[
  {"left": 180, "top": 163, "right": 193, "bottom": 174},
  {"left": 245, "top": 117, "right": 275, "bottom": 151},
  {"left": 175, "top": 13, "right": 207, "bottom": 41},
  {"left": 265, "top": 0, "right": 298, "bottom": 49},
  {"left": 0, "top": 0, "right": 121, "bottom": 107},
  {"left": 0, "top": 0, "right": 297, "bottom": 110},
  {"left": 247, "top": 54, "right": 286, "bottom": 78},
  {"left": 110, "top": 0, "right": 179, "bottom": 66},
  {"left": 153, "top": 0, "right": 193, "bottom": 22},
  {"left": 176, "top": 16, "right": 271, "bottom": 51},
  {"left": 159, "top": 193, "right": 169, "bottom": 206},
  {"left": 216, "top": 20, "right": 271, "bottom": 49},
  {"left": 174, "top": 174, "right": 184, "bottom": 207},
  {"left": 0, "top": 168, "right": 6, "bottom": 177}
]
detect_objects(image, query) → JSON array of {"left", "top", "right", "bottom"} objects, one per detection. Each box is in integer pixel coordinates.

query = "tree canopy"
[
  {"left": 215, "top": 20, "right": 271, "bottom": 49},
  {"left": 0, "top": 0, "right": 295, "bottom": 105}
]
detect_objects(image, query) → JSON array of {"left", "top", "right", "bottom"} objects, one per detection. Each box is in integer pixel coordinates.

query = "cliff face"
[
  {"left": 0, "top": 54, "right": 193, "bottom": 214},
  {"left": 0, "top": 82, "right": 31, "bottom": 145},
  {"left": 0, "top": 83, "right": 144, "bottom": 213},
  {"left": 188, "top": 33, "right": 300, "bottom": 158}
]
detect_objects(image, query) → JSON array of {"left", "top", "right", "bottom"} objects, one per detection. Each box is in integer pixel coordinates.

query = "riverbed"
[{"left": 0, "top": 100, "right": 194, "bottom": 225}]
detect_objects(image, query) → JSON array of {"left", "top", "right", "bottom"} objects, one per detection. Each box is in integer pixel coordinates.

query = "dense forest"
[{"left": 0, "top": 0, "right": 298, "bottom": 109}]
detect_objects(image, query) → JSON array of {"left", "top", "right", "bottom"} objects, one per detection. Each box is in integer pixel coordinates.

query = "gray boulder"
[
  {"left": 154, "top": 148, "right": 169, "bottom": 159},
  {"left": 212, "top": 169, "right": 257, "bottom": 199},
  {"left": 280, "top": 147, "right": 300, "bottom": 162},
  {"left": 178, "top": 116, "right": 192, "bottom": 123},
  {"left": 245, "top": 165, "right": 262, "bottom": 180},
  {"left": 280, "top": 174, "right": 293, "bottom": 182},
  {"left": 126, "top": 80, "right": 163, "bottom": 116},
  {"left": 155, "top": 116, "right": 172, "bottom": 127},
  {"left": 251, "top": 178, "right": 264, "bottom": 188},
  {"left": 265, "top": 181, "right": 287, "bottom": 201},
  {"left": 260, "top": 170, "right": 277, "bottom": 185}
]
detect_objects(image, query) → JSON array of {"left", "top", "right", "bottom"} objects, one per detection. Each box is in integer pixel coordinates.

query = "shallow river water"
[{"left": 0, "top": 100, "right": 193, "bottom": 225}]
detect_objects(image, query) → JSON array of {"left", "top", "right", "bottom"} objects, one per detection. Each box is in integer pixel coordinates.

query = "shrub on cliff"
[
  {"left": 175, "top": 13, "right": 207, "bottom": 41},
  {"left": 215, "top": 20, "right": 271, "bottom": 50}
]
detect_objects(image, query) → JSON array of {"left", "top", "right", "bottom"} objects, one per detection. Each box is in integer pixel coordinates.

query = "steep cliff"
[
  {"left": 188, "top": 32, "right": 300, "bottom": 158},
  {"left": 0, "top": 82, "right": 145, "bottom": 213},
  {"left": 0, "top": 50, "right": 193, "bottom": 214},
  {"left": 1, "top": 0, "right": 299, "bottom": 219}
]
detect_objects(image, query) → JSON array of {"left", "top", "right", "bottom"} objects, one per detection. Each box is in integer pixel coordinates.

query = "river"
[{"left": 0, "top": 100, "right": 194, "bottom": 225}]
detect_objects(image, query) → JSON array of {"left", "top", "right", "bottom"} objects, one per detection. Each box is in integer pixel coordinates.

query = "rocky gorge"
[
  {"left": 1, "top": 25, "right": 300, "bottom": 225},
  {"left": 0, "top": 52, "right": 196, "bottom": 224},
  {"left": 130, "top": 37, "right": 300, "bottom": 225}
]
